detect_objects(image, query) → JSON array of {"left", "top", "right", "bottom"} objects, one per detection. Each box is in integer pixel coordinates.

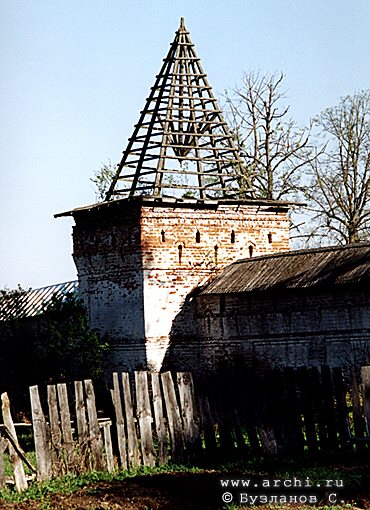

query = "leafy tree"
[
  {"left": 90, "top": 159, "right": 117, "bottom": 201},
  {"left": 225, "top": 71, "right": 317, "bottom": 200},
  {"left": 0, "top": 289, "right": 108, "bottom": 400},
  {"left": 0, "top": 285, "right": 30, "bottom": 320},
  {"left": 34, "top": 292, "right": 108, "bottom": 382},
  {"left": 299, "top": 90, "right": 370, "bottom": 244}
]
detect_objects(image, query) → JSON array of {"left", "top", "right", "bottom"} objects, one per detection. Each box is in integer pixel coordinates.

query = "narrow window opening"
[
  {"left": 161, "top": 230, "right": 166, "bottom": 242},
  {"left": 231, "top": 230, "right": 235, "bottom": 244},
  {"left": 206, "top": 313, "right": 211, "bottom": 335},
  {"left": 220, "top": 294, "right": 226, "bottom": 315},
  {"left": 178, "top": 244, "right": 183, "bottom": 264},
  {"left": 196, "top": 230, "right": 201, "bottom": 243},
  {"left": 214, "top": 245, "right": 219, "bottom": 265},
  {"left": 268, "top": 232, "right": 273, "bottom": 244},
  {"left": 249, "top": 245, "right": 254, "bottom": 257}
]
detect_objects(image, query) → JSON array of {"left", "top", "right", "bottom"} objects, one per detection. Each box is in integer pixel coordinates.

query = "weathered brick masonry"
[
  {"left": 70, "top": 197, "right": 290, "bottom": 371},
  {"left": 189, "top": 288, "right": 370, "bottom": 374}
]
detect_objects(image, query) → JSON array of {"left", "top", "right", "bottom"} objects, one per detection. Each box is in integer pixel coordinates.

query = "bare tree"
[
  {"left": 299, "top": 90, "right": 370, "bottom": 245},
  {"left": 225, "top": 72, "right": 315, "bottom": 200}
]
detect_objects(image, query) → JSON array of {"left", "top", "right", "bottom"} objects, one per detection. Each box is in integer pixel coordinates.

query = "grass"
[
  {"left": 0, "top": 453, "right": 368, "bottom": 506},
  {"left": 0, "top": 463, "right": 202, "bottom": 504}
]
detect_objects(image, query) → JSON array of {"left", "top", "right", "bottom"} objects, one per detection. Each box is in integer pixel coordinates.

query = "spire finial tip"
[{"left": 180, "top": 17, "right": 185, "bottom": 29}]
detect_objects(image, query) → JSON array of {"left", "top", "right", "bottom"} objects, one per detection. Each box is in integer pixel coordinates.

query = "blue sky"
[{"left": 1, "top": 0, "right": 369, "bottom": 289}]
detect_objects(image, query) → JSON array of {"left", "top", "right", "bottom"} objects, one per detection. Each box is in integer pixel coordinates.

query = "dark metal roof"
[
  {"left": 0, "top": 281, "right": 78, "bottom": 321},
  {"left": 201, "top": 243, "right": 370, "bottom": 295}
]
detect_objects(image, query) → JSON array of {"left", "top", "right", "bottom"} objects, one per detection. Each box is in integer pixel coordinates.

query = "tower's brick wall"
[{"left": 71, "top": 199, "right": 290, "bottom": 371}]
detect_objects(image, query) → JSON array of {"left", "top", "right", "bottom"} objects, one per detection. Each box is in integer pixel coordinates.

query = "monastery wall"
[{"left": 177, "top": 286, "right": 370, "bottom": 374}]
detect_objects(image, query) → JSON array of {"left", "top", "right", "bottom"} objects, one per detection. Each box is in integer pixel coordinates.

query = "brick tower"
[{"left": 57, "top": 19, "right": 292, "bottom": 372}]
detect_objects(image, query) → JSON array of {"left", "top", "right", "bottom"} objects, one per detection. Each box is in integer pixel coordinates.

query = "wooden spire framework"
[{"left": 106, "top": 18, "right": 252, "bottom": 201}]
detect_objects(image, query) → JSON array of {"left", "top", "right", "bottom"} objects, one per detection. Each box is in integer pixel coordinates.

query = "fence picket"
[
  {"left": 197, "top": 393, "right": 217, "bottom": 454},
  {"left": 321, "top": 366, "right": 337, "bottom": 450},
  {"left": 74, "top": 381, "right": 88, "bottom": 444},
  {"left": 57, "top": 383, "right": 74, "bottom": 472},
  {"left": 84, "top": 379, "right": 105, "bottom": 472},
  {"left": 111, "top": 373, "right": 128, "bottom": 469},
  {"left": 255, "top": 375, "right": 278, "bottom": 455},
  {"left": 177, "top": 372, "right": 200, "bottom": 453},
  {"left": 161, "top": 371, "right": 184, "bottom": 460},
  {"left": 0, "top": 436, "right": 7, "bottom": 487},
  {"left": 121, "top": 373, "right": 140, "bottom": 468},
  {"left": 332, "top": 368, "right": 351, "bottom": 448},
  {"left": 101, "top": 421, "right": 115, "bottom": 472},
  {"left": 1, "top": 392, "right": 28, "bottom": 492},
  {"left": 213, "top": 384, "right": 235, "bottom": 452},
  {"left": 310, "top": 368, "right": 327, "bottom": 449},
  {"left": 29, "top": 385, "right": 52, "bottom": 481},
  {"left": 351, "top": 369, "right": 366, "bottom": 451},
  {"left": 74, "top": 381, "right": 89, "bottom": 471},
  {"left": 135, "top": 371, "right": 155, "bottom": 467},
  {"left": 242, "top": 375, "right": 262, "bottom": 454},
  {"left": 47, "top": 386, "right": 62, "bottom": 447},
  {"left": 297, "top": 367, "right": 318, "bottom": 453},
  {"left": 151, "top": 372, "right": 168, "bottom": 464},
  {"left": 361, "top": 366, "right": 370, "bottom": 435},
  {"left": 46, "top": 385, "right": 63, "bottom": 475},
  {"left": 282, "top": 368, "right": 304, "bottom": 454},
  {"left": 266, "top": 371, "right": 286, "bottom": 452}
]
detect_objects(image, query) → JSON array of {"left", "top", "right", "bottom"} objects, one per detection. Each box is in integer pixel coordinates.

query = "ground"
[{"left": 0, "top": 469, "right": 369, "bottom": 510}]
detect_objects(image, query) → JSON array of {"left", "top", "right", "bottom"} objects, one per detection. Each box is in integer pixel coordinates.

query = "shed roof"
[
  {"left": 0, "top": 281, "right": 78, "bottom": 321},
  {"left": 200, "top": 243, "right": 370, "bottom": 295}
]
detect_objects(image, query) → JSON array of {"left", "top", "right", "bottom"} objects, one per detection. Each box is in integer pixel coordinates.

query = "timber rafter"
[{"left": 106, "top": 18, "right": 253, "bottom": 201}]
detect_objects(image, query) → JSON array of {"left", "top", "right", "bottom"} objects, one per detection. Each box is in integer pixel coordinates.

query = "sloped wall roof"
[
  {"left": 0, "top": 281, "right": 78, "bottom": 321},
  {"left": 201, "top": 243, "right": 370, "bottom": 295}
]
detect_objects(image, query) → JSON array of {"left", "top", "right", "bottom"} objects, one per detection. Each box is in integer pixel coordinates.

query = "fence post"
[{"left": 29, "top": 385, "right": 52, "bottom": 481}]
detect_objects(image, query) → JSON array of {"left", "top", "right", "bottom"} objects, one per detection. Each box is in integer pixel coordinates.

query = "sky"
[{"left": 0, "top": 0, "right": 369, "bottom": 289}]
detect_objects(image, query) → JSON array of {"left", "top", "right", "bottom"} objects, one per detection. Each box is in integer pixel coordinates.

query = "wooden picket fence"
[
  {"left": 1, "top": 366, "right": 370, "bottom": 491},
  {"left": 197, "top": 365, "right": 370, "bottom": 456}
]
